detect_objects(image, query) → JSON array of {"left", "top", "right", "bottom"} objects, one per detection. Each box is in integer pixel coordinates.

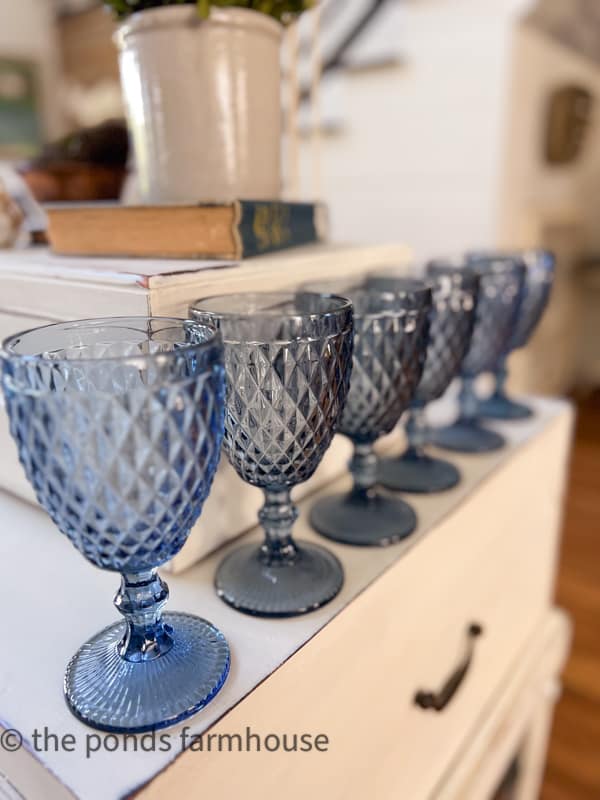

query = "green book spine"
[{"left": 237, "top": 200, "right": 322, "bottom": 258}]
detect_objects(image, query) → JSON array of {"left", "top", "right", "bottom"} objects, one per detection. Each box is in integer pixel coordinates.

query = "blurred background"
[
  {"left": 1, "top": 0, "right": 599, "bottom": 396},
  {"left": 0, "top": 1, "right": 598, "bottom": 798}
]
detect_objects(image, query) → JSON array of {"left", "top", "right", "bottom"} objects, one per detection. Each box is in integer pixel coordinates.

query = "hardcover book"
[{"left": 45, "top": 200, "right": 327, "bottom": 259}]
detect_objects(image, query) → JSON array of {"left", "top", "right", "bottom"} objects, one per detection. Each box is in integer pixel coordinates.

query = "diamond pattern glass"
[
  {"left": 309, "top": 280, "right": 432, "bottom": 546},
  {"left": 1, "top": 317, "right": 229, "bottom": 732},
  {"left": 472, "top": 249, "right": 555, "bottom": 420},
  {"left": 375, "top": 267, "right": 480, "bottom": 493},
  {"left": 431, "top": 256, "right": 527, "bottom": 453},
  {"left": 191, "top": 292, "right": 353, "bottom": 617}
]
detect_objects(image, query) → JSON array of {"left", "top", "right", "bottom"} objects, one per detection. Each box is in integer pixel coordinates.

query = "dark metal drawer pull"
[{"left": 414, "top": 623, "right": 483, "bottom": 712}]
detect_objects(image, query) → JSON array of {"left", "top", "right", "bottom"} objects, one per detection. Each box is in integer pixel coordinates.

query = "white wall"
[
  {"left": 299, "top": 0, "right": 535, "bottom": 262},
  {"left": 0, "top": 0, "right": 64, "bottom": 139}
]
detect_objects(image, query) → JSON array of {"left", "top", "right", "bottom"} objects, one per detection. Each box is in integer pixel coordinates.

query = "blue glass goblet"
[
  {"left": 374, "top": 266, "right": 480, "bottom": 493},
  {"left": 471, "top": 250, "right": 555, "bottom": 420},
  {"left": 310, "top": 280, "right": 432, "bottom": 546},
  {"left": 1, "top": 317, "right": 228, "bottom": 732},
  {"left": 431, "top": 256, "right": 526, "bottom": 453},
  {"left": 191, "top": 292, "right": 353, "bottom": 618}
]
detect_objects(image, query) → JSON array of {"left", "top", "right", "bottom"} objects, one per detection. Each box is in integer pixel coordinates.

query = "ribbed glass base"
[
  {"left": 477, "top": 392, "right": 533, "bottom": 420},
  {"left": 310, "top": 491, "right": 417, "bottom": 547},
  {"left": 215, "top": 540, "right": 344, "bottom": 618},
  {"left": 378, "top": 451, "right": 461, "bottom": 493},
  {"left": 64, "top": 612, "right": 230, "bottom": 733},
  {"left": 431, "top": 420, "right": 505, "bottom": 453}
]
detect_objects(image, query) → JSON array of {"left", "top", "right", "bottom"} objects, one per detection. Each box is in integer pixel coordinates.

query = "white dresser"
[{"left": 0, "top": 397, "right": 573, "bottom": 800}]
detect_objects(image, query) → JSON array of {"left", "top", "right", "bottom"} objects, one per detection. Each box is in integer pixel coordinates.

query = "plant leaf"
[{"left": 104, "top": 0, "right": 314, "bottom": 21}]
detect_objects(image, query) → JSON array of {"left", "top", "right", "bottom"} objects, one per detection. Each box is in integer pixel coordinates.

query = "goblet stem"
[
  {"left": 493, "top": 357, "right": 508, "bottom": 396},
  {"left": 458, "top": 376, "right": 479, "bottom": 422},
  {"left": 405, "top": 406, "right": 429, "bottom": 459},
  {"left": 349, "top": 441, "right": 378, "bottom": 500},
  {"left": 114, "top": 569, "right": 174, "bottom": 663},
  {"left": 258, "top": 489, "right": 299, "bottom": 565},
  {"left": 477, "top": 354, "right": 532, "bottom": 420}
]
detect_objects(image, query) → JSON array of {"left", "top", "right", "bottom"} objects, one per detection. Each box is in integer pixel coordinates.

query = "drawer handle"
[{"left": 414, "top": 623, "right": 483, "bottom": 712}]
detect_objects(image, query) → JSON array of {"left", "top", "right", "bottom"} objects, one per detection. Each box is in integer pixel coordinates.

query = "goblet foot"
[
  {"left": 64, "top": 612, "right": 230, "bottom": 733},
  {"left": 310, "top": 491, "right": 417, "bottom": 546},
  {"left": 431, "top": 420, "right": 505, "bottom": 453},
  {"left": 476, "top": 392, "right": 533, "bottom": 420},
  {"left": 215, "top": 540, "right": 344, "bottom": 618},
  {"left": 378, "top": 452, "right": 461, "bottom": 494}
]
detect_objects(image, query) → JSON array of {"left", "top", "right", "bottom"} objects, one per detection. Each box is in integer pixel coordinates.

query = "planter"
[{"left": 115, "top": 6, "right": 283, "bottom": 204}]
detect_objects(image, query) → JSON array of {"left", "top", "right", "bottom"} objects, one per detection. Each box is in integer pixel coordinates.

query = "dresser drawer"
[
  {"left": 436, "top": 610, "right": 570, "bottom": 800},
  {"left": 139, "top": 411, "right": 570, "bottom": 800}
]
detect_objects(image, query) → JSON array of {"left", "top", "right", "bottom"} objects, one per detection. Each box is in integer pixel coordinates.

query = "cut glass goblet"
[
  {"left": 191, "top": 292, "right": 353, "bottom": 618},
  {"left": 374, "top": 266, "right": 480, "bottom": 493},
  {"left": 1, "top": 317, "right": 228, "bottom": 732},
  {"left": 431, "top": 256, "right": 526, "bottom": 453},
  {"left": 470, "top": 249, "right": 555, "bottom": 420},
  {"left": 309, "top": 280, "right": 432, "bottom": 546}
]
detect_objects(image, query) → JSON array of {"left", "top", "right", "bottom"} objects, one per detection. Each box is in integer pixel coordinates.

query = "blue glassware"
[
  {"left": 191, "top": 292, "right": 353, "bottom": 618},
  {"left": 309, "top": 280, "right": 431, "bottom": 546},
  {"left": 471, "top": 250, "right": 555, "bottom": 420},
  {"left": 1, "top": 317, "right": 228, "bottom": 732},
  {"left": 431, "top": 256, "right": 526, "bottom": 453},
  {"left": 375, "top": 266, "right": 480, "bottom": 493}
]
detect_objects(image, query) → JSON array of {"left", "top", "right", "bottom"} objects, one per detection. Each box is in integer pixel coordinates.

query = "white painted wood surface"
[{"left": 0, "top": 399, "right": 572, "bottom": 799}]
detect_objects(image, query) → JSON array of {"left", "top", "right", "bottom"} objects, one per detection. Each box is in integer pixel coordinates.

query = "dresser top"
[
  {"left": 0, "top": 242, "right": 410, "bottom": 288},
  {"left": 0, "top": 397, "right": 571, "bottom": 799}
]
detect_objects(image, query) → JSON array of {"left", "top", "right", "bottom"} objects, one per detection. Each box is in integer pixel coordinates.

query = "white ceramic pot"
[{"left": 115, "top": 6, "right": 283, "bottom": 204}]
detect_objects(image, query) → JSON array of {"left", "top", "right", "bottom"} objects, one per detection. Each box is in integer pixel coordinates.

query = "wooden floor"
[{"left": 541, "top": 393, "right": 600, "bottom": 799}]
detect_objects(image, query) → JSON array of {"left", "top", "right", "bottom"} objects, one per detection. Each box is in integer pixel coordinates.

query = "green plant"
[{"left": 105, "top": 0, "right": 315, "bottom": 22}]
